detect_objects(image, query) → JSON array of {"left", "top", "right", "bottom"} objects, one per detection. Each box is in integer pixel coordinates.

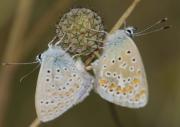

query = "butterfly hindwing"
[
  {"left": 92, "top": 30, "right": 148, "bottom": 108},
  {"left": 35, "top": 48, "right": 93, "bottom": 122}
]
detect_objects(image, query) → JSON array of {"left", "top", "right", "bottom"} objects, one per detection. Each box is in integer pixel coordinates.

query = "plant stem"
[
  {"left": 29, "top": 119, "right": 41, "bottom": 127},
  {"left": 108, "top": 103, "right": 122, "bottom": 127},
  {"left": 110, "top": 0, "right": 141, "bottom": 33}
]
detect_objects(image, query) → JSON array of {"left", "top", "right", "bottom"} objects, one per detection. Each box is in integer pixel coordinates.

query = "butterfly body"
[
  {"left": 35, "top": 46, "right": 93, "bottom": 122},
  {"left": 92, "top": 29, "right": 148, "bottom": 108}
]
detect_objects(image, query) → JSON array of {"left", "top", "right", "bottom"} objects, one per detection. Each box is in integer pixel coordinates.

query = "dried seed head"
[{"left": 56, "top": 8, "right": 105, "bottom": 56}]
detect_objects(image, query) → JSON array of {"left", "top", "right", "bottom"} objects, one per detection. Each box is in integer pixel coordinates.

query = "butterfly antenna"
[
  {"left": 20, "top": 64, "right": 40, "bottom": 83},
  {"left": 2, "top": 61, "right": 39, "bottom": 66},
  {"left": 135, "top": 25, "right": 171, "bottom": 36},
  {"left": 135, "top": 17, "right": 168, "bottom": 35}
]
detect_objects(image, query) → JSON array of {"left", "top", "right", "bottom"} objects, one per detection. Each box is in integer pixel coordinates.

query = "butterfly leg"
[
  {"left": 54, "top": 33, "right": 66, "bottom": 46},
  {"left": 48, "top": 36, "right": 58, "bottom": 47}
]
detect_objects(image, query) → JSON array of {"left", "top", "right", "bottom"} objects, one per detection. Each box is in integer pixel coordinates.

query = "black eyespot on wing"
[
  {"left": 118, "top": 57, "right": 122, "bottom": 61},
  {"left": 47, "top": 70, "right": 51, "bottom": 73},
  {"left": 111, "top": 59, "right": 115, "bottom": 64},
  {"left": 126, "top": 50, "right": 131, "bottom": 54},
  {"left": 46, "top": 78, "right": 50, "bottom": 82}
]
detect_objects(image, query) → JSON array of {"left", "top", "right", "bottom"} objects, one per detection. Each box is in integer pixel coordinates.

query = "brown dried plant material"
[{"left": 56, "top": 8, "right": 105, "bottom": 56}]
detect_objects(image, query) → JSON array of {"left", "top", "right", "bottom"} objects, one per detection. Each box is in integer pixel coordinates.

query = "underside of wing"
[
  {"left": 35, "top": 56, "right": 93, "bottom": 122},
  {"left": 92, "top": 35, "right": 148, "bottom": 108}
]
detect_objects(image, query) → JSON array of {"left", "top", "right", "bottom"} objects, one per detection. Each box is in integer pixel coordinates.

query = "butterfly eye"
[
  {"left": 36, "top": 53, "right": 42, "bottom": 61},
  {"left": 127, "top": 29, "right": 131, "bottom": 34},
  {"left": 125, "top": 27, "right": 136, "bottom": 37},
  {"left": 38, "top": 54, "right": 41, "bottom": 59}
]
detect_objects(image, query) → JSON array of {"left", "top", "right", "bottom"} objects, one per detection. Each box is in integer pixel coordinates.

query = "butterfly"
[
  {"left": 92, "top": 27, "right": 148, "bottom": 108},
  {"left": 35, "top": 38, "right": 94, "bottom": 122}
]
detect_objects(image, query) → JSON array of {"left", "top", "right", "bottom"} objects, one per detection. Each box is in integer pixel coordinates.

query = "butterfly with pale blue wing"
[
  {"left": 35, "top": 37, "right": 94, "bottom": 122},
  {"left": 92, "top": 18, "right": 170, "bottom": 108},
  {"left": 92, "top": 27, "right": 148, "bottom": 108}
]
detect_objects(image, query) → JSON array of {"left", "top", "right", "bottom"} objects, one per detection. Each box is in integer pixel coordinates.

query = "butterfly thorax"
[
  {"left": 37, "top": 46, "right": 71, "bottom": 64},
  {"left": 105, "top": 29, "right": 133, "bottom": 46}
]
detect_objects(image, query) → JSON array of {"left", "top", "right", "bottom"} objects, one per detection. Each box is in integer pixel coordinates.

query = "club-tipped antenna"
[
  {"left": 134, "top": 17, "right": 168, "bottom": 35},
  {"left": 135, "top": 25, "right": 171, "bottom": 36},
  {"left": 20, "top": 64, "right": 40, "bottom": 83},
  {"left": 2, "top": 61, "right": 39, "bottom": 66}
]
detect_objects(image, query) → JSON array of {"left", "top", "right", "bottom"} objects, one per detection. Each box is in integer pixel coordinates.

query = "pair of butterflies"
[{"left": 35, "top": 27, "right": 148, "bottom": 122}]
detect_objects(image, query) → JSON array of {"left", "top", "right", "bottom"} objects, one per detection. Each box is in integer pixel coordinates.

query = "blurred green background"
[{"left": 0, "top": 0, "right": 180, "bottom": 127}]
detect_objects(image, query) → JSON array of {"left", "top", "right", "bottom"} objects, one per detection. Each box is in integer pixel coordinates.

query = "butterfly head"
[{"left": 124, "top": 26, "right": 137, "bottom": 38}]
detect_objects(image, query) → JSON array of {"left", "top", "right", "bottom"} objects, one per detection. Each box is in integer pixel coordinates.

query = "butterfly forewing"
[
  {"left": 92, "top": 30, "right": 148, "bottom": 108},
  {"left": 35, "top": 48, "right": 93, "bottom": 122}
]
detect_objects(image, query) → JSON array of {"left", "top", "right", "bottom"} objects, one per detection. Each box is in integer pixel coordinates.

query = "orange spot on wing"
[
  {"left": 125, "top": 85, "right": 133, "bottom": 92},
  {"left": 99, "top": 79, "right": 108, "bottom": 86},
  {"left": 133, "top": 79, "right": 140, "bottom": 84},
  {"left": 134, "top": 89, "right": 146, "bottom": 100},
  {"left": 116, "top": 86, "right": 122, "bottom": 93},
  {"left": 108, "top": 82, "right": 117, "bottom": 90},
  {"left": 118, "top": 85, "right": 133, "bottom": 93}
]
